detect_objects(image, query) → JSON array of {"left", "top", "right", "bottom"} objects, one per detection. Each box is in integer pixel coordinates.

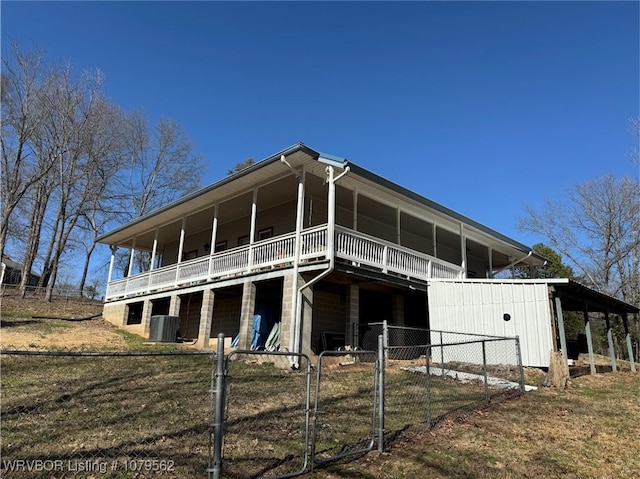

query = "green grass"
[
  {"left": 1, "top": 353, "right": 212, "bottom": 479},
  {"left": 112, "top": 328, "right": 183, "bottom": 351}
]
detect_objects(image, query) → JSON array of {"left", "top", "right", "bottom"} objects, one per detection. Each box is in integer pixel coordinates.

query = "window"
[
  {"left": 214, "top": 240, "right": 227, "bottom": 252},
  {"left": 258, "top": 227, "right": 273, "bottom": 241},
  {"left": 182, "top": 250, "right": 197, "bottom": 261},
  {"left": 237, "top": 235, "right": 250, "bottom": 246}
]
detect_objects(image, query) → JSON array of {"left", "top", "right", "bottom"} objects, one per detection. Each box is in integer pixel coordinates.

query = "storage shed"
[{"left": 427, "top": 278, "right": 638, "bottom": 370}]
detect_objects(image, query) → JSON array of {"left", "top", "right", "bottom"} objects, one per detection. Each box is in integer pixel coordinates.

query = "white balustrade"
[{"left": 105, "top": 225, "right": 464, "bottom": 300}]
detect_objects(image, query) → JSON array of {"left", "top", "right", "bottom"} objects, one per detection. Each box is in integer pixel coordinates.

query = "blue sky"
[{"left": 3, "top": 1, "right": 639, "bottom": 248}]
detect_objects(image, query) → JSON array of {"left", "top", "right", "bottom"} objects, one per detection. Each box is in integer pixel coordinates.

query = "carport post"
[
  {"left": 554, "top": 294, "right": 569, "bottom": 365},
  {"left": 622, "top": 313, "right": 637, "bottom": 373},
  {"left": 583, "top": 303, "right": 596, "bottom": 375},
  {"left": 604, "top": 311, "right": 617, "bottom": 372}
]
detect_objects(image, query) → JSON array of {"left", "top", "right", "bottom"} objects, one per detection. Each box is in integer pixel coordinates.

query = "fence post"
[
  {"left": 382, "top": 320, "right": 389, "bottom": 361},
  {"left": 377, "top": 334, "right": 385, "bottom": 452},
  {"left": 209, "top": 334, "right": 226, "bottom": 479},
  {"left": 439, "top": 330, "right": 445, "bottom": 377},
  {"left": 481, "top": 340, "right": 489, "bottom": 404},
  {"left": 426, "top": 344, "right": 432, "bottom": 428},
  {"left": 515, "top": 336, "right": 525, "bottom": 392}
]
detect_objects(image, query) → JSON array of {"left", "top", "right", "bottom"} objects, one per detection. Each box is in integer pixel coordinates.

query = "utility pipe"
[{"left": 289, "top": 165, "right": 350, "bottom": 366}]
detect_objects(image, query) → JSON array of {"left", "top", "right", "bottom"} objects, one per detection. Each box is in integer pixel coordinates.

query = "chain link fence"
[
  {"left": 213, "top": 351, "right": 313, "bottom": 479},
  {"left": 311, "top": 349, "right": 380, "bottom": 466},
  {"left": 373, "top": 323, "right": 526, "bottom": 434},
  {"left": 2, "top": 325, "right": 526, "bottom": 479}
]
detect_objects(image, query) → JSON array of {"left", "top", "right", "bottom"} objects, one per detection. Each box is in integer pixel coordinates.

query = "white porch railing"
[
  {"left": 105, "top": 225, "right": 463, "bottom": 300},
  {"left": 335, "top": 226, "right": 463, "bottom": 280}
]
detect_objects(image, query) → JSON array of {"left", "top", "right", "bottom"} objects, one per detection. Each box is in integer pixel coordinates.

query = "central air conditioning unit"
[{"left": 148, "top": 315, "right": 180, "bottom": 342}]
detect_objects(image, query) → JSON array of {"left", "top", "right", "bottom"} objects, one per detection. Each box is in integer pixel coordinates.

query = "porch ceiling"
[
  {"left": 97, "top": 143, "right": 545, "bottom": 268},
  {"left": 97, "top": 146, "right": 319, "bottom": 249}
]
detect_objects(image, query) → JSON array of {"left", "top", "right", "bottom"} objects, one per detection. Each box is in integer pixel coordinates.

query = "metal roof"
[
  {"left": 96, "top": 142, "right": 546, "bottom": 265},
  {"left": 428, "top": 277, "right": 639, "bottom": 314}
]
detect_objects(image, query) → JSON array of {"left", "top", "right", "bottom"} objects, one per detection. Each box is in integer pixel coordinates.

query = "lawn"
[{"left": 1, "top": 295, "right": 639, "bottom": 479}]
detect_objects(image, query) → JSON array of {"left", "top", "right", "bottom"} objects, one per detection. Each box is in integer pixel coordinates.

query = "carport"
[{"left": 549, "top": 279, "right": 638, "bottom": 374}]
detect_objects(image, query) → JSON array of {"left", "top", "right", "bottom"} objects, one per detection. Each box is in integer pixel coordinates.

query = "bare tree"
[
  {"left": 519, "top": 175, "right": 639, "bottom": 303},
  {"left": 110, "top": 112, "right": 204, "bottom": 275},
  {"left": 118, "top": 111, "right": 204, "bottom": 219},
  {"left": 518, "top": 175, "right": 640, "bottom": 359},
  {"left": 0, "top": 46, "right": 51, "bottom": 260},
  {"left": 2, "top": 44, "right": 205, "bottom": 296},
  {"left": 227, "top": 157, "right": 254, "bottom": 175},
  {"left": 35, "top": 67, "right": 125, "bottom": 301}
]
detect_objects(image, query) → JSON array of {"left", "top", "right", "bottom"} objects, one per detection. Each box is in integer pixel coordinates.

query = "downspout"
[
  {"left": 281, "top": 156, "right": 304, "bottom": 363},
  {"left": 290, "top": 164, "right": 350, "bottom": 366},
  {"left": 491, "top": 250, "right": 532, "bottom": 277}
]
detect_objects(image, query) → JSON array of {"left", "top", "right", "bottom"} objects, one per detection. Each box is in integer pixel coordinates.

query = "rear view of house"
[{"left": 96, "top": 143, "right": 638, "bottom": 370}]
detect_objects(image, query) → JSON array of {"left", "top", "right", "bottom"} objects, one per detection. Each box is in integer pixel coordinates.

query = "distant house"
[
  {"left": 96, "top": 143, "right": 638, "bottom": 370},
  {"left": 1, "top": 254, "right": 40, "bottom": 287}
]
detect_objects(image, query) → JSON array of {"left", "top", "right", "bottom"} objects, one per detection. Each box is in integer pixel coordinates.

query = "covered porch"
[{"left": 105, "top": 224, "right": 464, "bottom": 301}]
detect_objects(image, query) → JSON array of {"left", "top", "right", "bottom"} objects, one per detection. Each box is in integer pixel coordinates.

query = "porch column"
[
  {"left": 142, "top": 299, "right": 153, "bottom": 337},
  {"left": 108, "top": 245, "right": 117, "bottom": 283},
  {"left": 460, "top": 223, "right": 467, "bottom": 278},
  {"left": 281, "top": 273, "right": 295, "bottom": 353},
  {"left": 432, "top": 223, "right": 437, "bottom": 258},
  {"left": 196, "top": 288, "right": 215, "bottom": 348},
  {"left": 300, "top": 281, "right": 313, "bottom": 355},
  {"left": 349, "top": 284, "right": 360, "bottom": 347},
  {"left": 169, "top": 294, "right": 181, "bottom": 317},
  {"left": 209, "top": 204, "right": 219, "bottom": 256},
  {"left": 487, "top": 246, "right": 493, "bottom": 279},
  {"left": 352, "top": 190, "right": 358, "bottom": 230},
  {"left": 605, "top": 311, "right": 617, "bottom": 372},
  {"left": 174, "top": 217, "right": 187, "bottom": 288},
  {"left": 247, "top": 187, "right": 258, "bottom": 271},
  {"left": 393, "top": 293, "right": 405, "bottom": 347},
  {"left": 238, "top": 280, "right": 256, "bottom": 350},
  {"left": 553, "top": 291, "right": 569, "bottom": 365},
  {"left": 288, "top": 170, "right": 305, "bottom": 357},
  {"left": 582, "top": 303, "right": 596, "bottom": 375},
  {"left": 150, "top": 228, "right": 159, "bottom": 271},
  {"left": 127, "top": 238, "right": 136, "bottom": 277},
  {"left": 396, "top": 208, "right": 401, "bottom": 245},
  {"left": 177, "top": 216, "right": 186, "bottom": 264},
  {"left": 623, "top": 313, "right": 637, "bottom": 372}
]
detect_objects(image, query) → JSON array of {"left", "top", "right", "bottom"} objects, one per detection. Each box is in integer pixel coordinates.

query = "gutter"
[{"left": 492, "top": 251, "right": 533, "bottom": 277}]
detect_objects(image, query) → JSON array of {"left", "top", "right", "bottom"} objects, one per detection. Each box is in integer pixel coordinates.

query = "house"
[
  {"left": 96, "top": 143, "right": 638, "bottom": 370},
  {"left": 1, "top": 254, "right": 40, "bottom": 287}
]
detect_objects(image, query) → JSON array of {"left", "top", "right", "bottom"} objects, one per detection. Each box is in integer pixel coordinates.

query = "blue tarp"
[{"left": 251, "top": 314, "right": 271, "bottom": 350}]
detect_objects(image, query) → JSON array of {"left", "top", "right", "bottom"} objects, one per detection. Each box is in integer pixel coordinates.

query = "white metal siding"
[{"left": 428, "top": 281, "right": 553, "bottom": 368}]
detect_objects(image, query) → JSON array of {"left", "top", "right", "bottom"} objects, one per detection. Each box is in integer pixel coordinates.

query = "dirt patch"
[
  {"left": 0, "top": 291, "right": 103, "bottom": 319},
  {"left": 0, "top": 316, "right": 129, "bottom": 350},
  {"left": 0, "top": 292, "right": 127, "bottom": 350}
]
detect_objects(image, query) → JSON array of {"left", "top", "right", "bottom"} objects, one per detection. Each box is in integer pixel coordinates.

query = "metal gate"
[{"left": 311, "top": 349, "right": 380, "bottom": 467}]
